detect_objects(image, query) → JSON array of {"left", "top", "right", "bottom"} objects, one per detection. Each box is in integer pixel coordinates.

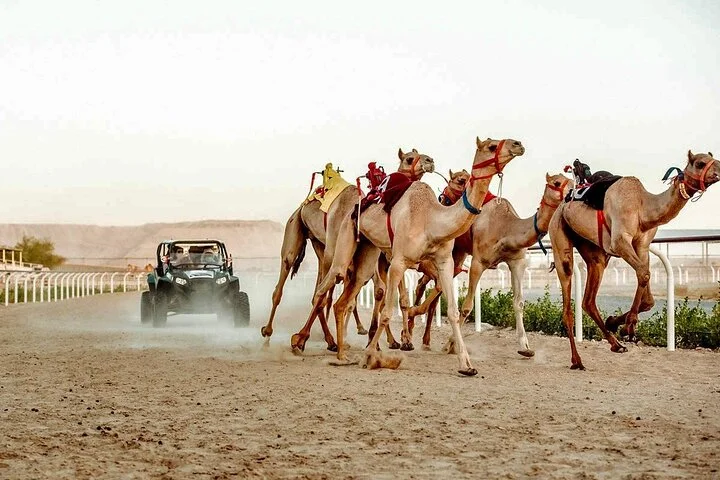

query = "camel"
[
  {"left": 548, "top": 150, "right": 719, "bottom": 370},
  {"left": 407, "top": 172, "right": 573, "bottom": 356},
  {"left": 263, "top": 151, "right": 434, "bottom": 352},
  {"left": 288, "top": 149, "right": 436, "bottom": 352},
  {"left": 314, "top": 137, "right": 525, "bottom": 376}
]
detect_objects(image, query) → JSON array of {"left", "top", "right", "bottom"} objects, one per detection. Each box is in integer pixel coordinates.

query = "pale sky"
[{"left": 1, "top": 0, "right": 719, "bottom": 228}]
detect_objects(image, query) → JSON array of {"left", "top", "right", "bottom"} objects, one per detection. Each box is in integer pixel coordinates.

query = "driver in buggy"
[{"left": 201, "top": 247, "right": 219, "bottom": 264}]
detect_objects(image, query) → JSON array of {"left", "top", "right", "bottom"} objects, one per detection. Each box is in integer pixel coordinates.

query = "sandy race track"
[{"left": 1, "top": 292, "right": 719, "bottom": 479}]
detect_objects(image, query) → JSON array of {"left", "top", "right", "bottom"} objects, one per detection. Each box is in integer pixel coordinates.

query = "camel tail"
[
  {"left": 287, "top": 208, "right": 310, "bottom": 280},
  {"left": 290, "top": 239, "right": 307, "bottom": 279}
]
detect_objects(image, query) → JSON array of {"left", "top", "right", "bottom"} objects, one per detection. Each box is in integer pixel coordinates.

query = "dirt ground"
[{"left": 1, "top": 293, "right": 719, "bottom": 479}]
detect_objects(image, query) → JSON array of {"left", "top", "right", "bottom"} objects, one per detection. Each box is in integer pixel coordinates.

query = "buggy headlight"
[
  {"left": 216, "top": 277, "right": 227, "bottom": 285},
  {"left": 175, "top": 277, "right": 187, "bottom": 285}
]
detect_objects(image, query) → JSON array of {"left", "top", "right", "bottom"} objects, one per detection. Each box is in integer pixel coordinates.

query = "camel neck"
[
  {"left": 431, "top": 171, "right": 493, "bottom": 243},
  {"left": 501, "top": 196, "right": 559, "bottom": 251},
  {"left": 641, "top": 179, "right": 689, "bottom": 228}
]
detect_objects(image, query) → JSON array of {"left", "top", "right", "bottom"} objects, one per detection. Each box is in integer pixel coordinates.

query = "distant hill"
[{"left": 0, "top": 220, "right": 284, "bottom": 270}]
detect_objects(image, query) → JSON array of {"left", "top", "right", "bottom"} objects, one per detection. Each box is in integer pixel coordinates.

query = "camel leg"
[
  {"left": 291, "top": 219, "right": 358, "bottom": 353},
  {"left": 368, "top": 258, "right": 400, "bottom": 349},
  {"left": 261, "top": 210, "right": 312, "bottom": 340},
  {"left": 332, "top": 242, "right": 381, "bottom": 363},
  {"left": 398, "top": 276, "right": 415, "bottom": 351},
  {"left": 434, "top": 256, "right": 477, "bottom": 376},
  {"left": 363, "top": 260, "right": 406, "bottom": 370},
  {"left": 312, "top": 240, "right": 338, "bottom": 351},
  {"left": 508, "top": 257, "right": 534, "bottom": 357},
  {"left": 422, "top": 291, "right": 442, "bottom": 350},
  {"left": 459, "top": 258, "right": 487, "bottom": 322},
  {"left": 408, "top": 274, "right": 431, "bottom": 335},
  {"left": 550, "top": 217, "right": 585, "bottom": 370},
  {"left": 575, "top": 242, "right": 627, "bottom": 354},
  {"left": 352, "top": 307, "right": 368, "bottom": 335},
  {"left": 606, "top": 236, "right": 651, "bottom": 342},
  {"left": 444, "top": 257, "right": 487, "bottom": 354},
  {"left": 325, "top": 284, "right": 335, "bottom": 326}
]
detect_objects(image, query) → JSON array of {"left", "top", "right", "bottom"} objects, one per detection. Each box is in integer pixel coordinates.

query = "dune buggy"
[{"left": 140, "top": 240, "right": 250, "bottom": 328}]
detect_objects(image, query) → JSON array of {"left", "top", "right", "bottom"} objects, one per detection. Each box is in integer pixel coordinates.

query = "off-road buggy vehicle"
[{"left": 140, "top": 240, "right": 250, "bottom": 328}]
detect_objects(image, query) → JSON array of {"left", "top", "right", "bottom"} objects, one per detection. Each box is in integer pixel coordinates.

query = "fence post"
[
  {"left": 649, "top": 246, "right": 675, "bottom": 352},
  {"left": 573, "top": 255, "right": 582, "bottom": 343}
]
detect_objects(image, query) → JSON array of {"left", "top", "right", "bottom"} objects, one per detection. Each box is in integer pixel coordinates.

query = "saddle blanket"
[
  {"left": 565, "top": 175, "right": 622, "bottom": 210},
  {"left": 304, "top": 163, "right": 353, "bottom": 212}
]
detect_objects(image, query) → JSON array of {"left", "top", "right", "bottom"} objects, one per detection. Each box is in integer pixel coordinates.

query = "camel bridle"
[
  {"left": 541, "top": 178, "right": 570, "bottom": 209},
  {"left": 469, "top": 140, "right": 508, "bottom": 185},
  {"left": 682, "top": 159, "right": 715, "bottom": 197},
  {"left": 404, "top": 154, "right": 427, "bottom": 181}
]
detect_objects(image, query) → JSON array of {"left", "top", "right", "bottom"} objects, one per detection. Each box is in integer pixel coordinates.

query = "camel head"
[
  {"left": 683, "top": 150, "right": 720, "bottom": 194},
  {"left": 542, "top": 172, "right": 574, "bottom": 208},
  {"left": 472, "top": 137, "right": 525, "bottom": 180},
  {"left": 397, "top": 148, "right": 435, "bottom": 181},
  {"left": 448, "top": 169, "right": 470, "bottom": 193}
]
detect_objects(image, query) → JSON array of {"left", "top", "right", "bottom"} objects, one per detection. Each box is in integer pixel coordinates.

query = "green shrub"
[{"left": 432, "top": 283, "right": 720, "bottom": 349}]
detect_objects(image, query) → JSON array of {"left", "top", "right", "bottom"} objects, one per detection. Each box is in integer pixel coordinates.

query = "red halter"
[
  {"left": 469, "top": 140, "right": 506, "bottom": 185},
  {"left": 683, "top": 159, "right": 714, "bottom": 194},
  {"left": 404, "top": 154, "right": 424, "bottom": 181},
  {"left": 540, "top": 178, "right": 570, "bottom": 208}
]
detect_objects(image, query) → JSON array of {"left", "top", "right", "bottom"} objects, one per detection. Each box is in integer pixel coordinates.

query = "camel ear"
[
  {"left": 709, "top": 152, "right": 714, "bottom": 158},
  {"left": 463, "top": 169, "right": 470, "bottom": 175},
  {"left": 688, "top": 149, "right": 695, "bottom": 163},
  {"left": 546, "top": 172, "right": 551, "bottom": 183},
  {"left": 398, "top": 148, "right": 404, "bottom": 160},
  {"left": 476, "top": 136, "right": 482, "bottom": 149},
  {"left": 449, "top": 169, "right": 454, "bottom": 178},
  {"left": 412, "top": 148, "right": 418, "bottom": 154}
]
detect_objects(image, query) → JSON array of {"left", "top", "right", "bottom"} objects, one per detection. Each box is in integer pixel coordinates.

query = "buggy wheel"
[
  {"left": 153, "top": 292, "right": 168, "bottom": 328},
  {"left": 140, "top": 291, "right": 152, "bottom": 324},
  {"left": 234, "top": 291, "right": 250, "bottom": 327}
]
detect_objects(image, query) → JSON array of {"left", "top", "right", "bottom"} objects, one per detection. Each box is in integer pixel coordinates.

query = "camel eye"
[
  {"left": 554, "top": 181, "right": 561, "bottom": 187},
  {"left": 488, "top": 144, "right": 497, "bottom": 152},
  {"left": 696, "top": 162, "right": 705, "bottom": 169}
]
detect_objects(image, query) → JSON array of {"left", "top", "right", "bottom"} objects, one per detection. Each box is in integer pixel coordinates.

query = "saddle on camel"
[
  {"left": 304, "top": 163, "right": 352, "bottom": 212},
  {"left": 563, "top": 158, "right": 623, "bottom": 250}
]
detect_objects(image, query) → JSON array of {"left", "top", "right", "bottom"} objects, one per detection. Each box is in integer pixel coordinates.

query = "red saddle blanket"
[{"left": 356, "top": 172, "right": 414, "bottom": 217}]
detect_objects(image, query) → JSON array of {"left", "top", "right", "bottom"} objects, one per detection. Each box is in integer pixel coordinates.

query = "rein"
[{"left": 662, "top": 165, "right": 709, "bottom": 202}]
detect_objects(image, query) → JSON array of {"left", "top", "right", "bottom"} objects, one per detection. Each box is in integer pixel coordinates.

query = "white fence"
[
  {"left": 357, "top": 246, "right": 680, "bottom": 351},
  {"left": 0, "top": 271, "right": 148, "bottom": 306}
]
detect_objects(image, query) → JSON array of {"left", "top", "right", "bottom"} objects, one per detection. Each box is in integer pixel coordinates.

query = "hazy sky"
[{"left": 1, "top": 0, "right": 719, "bottom": 228}]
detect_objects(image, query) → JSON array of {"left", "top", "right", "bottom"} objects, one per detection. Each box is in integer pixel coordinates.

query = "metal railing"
[
  {"left": 0, "top": 271, "right": 148, "bottom": 306},
  {"left": 357, "top": 234, "right": 720, "bottom": 352}
]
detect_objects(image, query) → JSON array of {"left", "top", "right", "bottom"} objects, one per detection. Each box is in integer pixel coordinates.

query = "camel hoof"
[
  {"left": 422, "top": 344, "right": 432, "bottom": 351},
  {"left": 327, "top": 344, "right": 338, "bottom": 352},
  {"left": 517, "top": 349, "right": 535, "bottom": 358},
  {"left": 458, "top": 368, "right": 478, "bottom": 377},
  {"left": 260, "top": 326, "right": 271, "bottom": 337},
  {"left": 388, "top": 341, "right": 401, "bottom": 350},
  {"left": 611, "top": 343, "right": 628, "bottom": 353},
  {"left": 570, "top": 363, "right": 586, "bottom": 371},
  {"left": 290, "top": 334, "right": 306, "bottom": 354},
  {"left": 400, "top": 342, "right": 414, "bottom": 352},
  {"left": 357, "top": 328, "right": 368, "bottom": 336}
]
